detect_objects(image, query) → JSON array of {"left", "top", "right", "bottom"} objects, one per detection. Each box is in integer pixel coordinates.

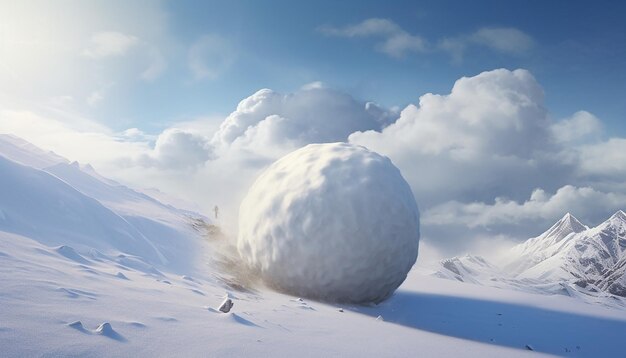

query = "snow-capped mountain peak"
[
  {"left": 541, "top": 212, "right": 587, "bottom": 242},
  {"left": 595, "top": 210, "right": 626, "bottom": 239},
  {"left": 607, "top": 210, "right": 626, "bottom": 225},
  {"left": 504, "top": 213, "right": 587, "bottom": 275}
]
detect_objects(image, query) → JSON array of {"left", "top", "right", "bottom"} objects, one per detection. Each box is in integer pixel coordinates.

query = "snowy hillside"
[
  {"left": 0, "top": 134, "right": 67, "bottom": 169},
  {"left": 0, "top": 135, "right": 209, "bottom": 273},
  {"left": 3, "top": 227, "right": 626, "bottom": 357},
  {"left": 2, "top": 135, "right": 626, "bottom": 357}
]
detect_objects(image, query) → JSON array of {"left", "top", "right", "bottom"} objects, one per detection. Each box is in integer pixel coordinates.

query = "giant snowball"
[{"left": 237, "top": 142, "right": 420, "bottom": 303}]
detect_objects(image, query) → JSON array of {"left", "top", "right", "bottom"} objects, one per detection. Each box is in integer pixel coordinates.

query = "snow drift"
[{"left": 237, "top": 142, "right": 420, "bottom": 303}]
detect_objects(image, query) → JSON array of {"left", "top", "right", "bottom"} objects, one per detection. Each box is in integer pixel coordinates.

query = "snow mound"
[{"left": 238, "top": 142, "right": 420, "bottom": 303}]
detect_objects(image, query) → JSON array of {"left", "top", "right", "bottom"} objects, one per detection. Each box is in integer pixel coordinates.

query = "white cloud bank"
[
  {"left": 350, "top": 69, "right": 563, "bottom": 208},
  {"left": 423, "top": 185, "right": 626, "bottom": 228}
]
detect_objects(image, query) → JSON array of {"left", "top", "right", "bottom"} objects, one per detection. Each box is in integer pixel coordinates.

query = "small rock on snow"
[{"left": 219, "top": 298, "right": 234, "bottom": 313}]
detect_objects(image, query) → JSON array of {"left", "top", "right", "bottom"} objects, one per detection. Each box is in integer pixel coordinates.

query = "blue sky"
[
  {"left": 2, "top": 0, "right": 623, "bottom": 134},
  {"left": 82, "top": 0, "right": 626, "bottom": 134}
]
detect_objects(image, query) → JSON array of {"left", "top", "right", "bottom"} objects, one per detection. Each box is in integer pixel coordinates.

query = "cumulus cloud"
[
  {"left": 188, "top": 34, "right": 235, "bottom": 80},
  {"left": 212, "top": 86, "right": 388, "bottom": 158},
  {"left": 136, "top": 128, "right": 213, "bottom": 169},
  {"left": 551, "top": 110, "right": 602, "bottom": 144},
  {"left": 350, "top": 69, "right": 568, "bottom": 209},
  {"left": 121, "top": 128, "right": 152, "bottom": 141},
  {"left": 318, "top": 18, "right": 427, "bottom": 58},
  {"left": 578, "top": 138, "right": 626, "bottom": 178},
  {"left": 83, "top": 31, "right": 139, "bottom": 58}
]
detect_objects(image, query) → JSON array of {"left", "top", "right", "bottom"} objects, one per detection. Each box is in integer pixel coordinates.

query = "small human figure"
[{"left": 214, "top": 205, "right": 219, "bottom": 219}]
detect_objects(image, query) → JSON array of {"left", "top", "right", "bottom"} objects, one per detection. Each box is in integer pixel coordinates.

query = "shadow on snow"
[{"left": 349, "top": 290, "right": 626, "bottom": 356}]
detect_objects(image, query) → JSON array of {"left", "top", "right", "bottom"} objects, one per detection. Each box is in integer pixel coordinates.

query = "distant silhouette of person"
[{"left": 214, "top": 205, "right": 219, "bottom": 219}]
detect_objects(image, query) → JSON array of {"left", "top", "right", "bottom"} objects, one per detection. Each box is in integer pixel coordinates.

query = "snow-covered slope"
[
  {"left": 0, "top": 133, "right": 67, "bottom": 169},
  {"left": 3, "top": 229, "right": 626, "bottom": 357},
  {"left": 0, "top": 135, "right": 209, "bottom": 273}
]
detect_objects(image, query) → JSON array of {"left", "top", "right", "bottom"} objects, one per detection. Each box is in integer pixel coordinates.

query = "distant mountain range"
[{"left": 436, "top": 211, "right": 626, "bottom": 303}]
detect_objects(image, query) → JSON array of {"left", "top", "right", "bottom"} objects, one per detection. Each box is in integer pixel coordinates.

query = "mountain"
[
  {"left": 436, "top": 211, "right": 626, "bottom": 302},
  {"left": 505, "top": 213, "right": 588, "bottom": 278},
  {"left": 512, "top": 211, "right": 626, "bottom": 285}
]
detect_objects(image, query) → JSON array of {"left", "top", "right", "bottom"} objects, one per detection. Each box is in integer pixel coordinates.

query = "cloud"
[
  {"left": 0, "top": 1, "right": 171, "bottom": 108},
  {"left": 349, "top": 69, "right": 567, "bottom": 210},
  {"left": 121, "top": 127, "right": 152, "bottom": 141},
  {"left": 471, "top": 27, "right": 534, "bottom": 54},
  {"left": 423, "top": 185, "right": 626, "bottom": 229},
  {"left": 578, "top": 138, "right": 626, "bottom": 178},
  {"left": 551, "top": 110, "right": 602, "bottom": 144},
  {"left": 188, "top": 34, "right": 235, "bottom": 80},
  {"left": 136, "top": 128, "right": 214, "bottom": 169},
  {"left": 83, "top": 31, "right": 139, "bottom": 58},
  {"left": 319, "top": 19, "right": 532, "bottom": 61},
  {"left": 318, "top": 18, "right": 427, "bottom": 58},
  {"left": 439, "top": 27, "right": 534, "bottom": 62},
  {"left": 318, "top": 18, "right": 401, "bottom": 37},
  {"left": 212, "top": 86, "right": 388, "bottom": 157},
  {"left": 0, "top": 109, "right": 150, "bottom": 165}
]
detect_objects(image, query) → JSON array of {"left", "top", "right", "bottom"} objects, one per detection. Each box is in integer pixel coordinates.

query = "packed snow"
[{"left": 237, "top": 143, "right": 420, "bottom": 303}]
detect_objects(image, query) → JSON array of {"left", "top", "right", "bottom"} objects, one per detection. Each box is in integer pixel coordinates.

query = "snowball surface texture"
[{"left": 238, "top": 142, "right": 420, "bottom": 303}]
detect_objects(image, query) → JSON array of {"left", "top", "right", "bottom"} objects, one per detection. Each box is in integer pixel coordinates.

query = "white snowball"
[{"left": 238, "top": 142, "right": 420, "bottom": 303}]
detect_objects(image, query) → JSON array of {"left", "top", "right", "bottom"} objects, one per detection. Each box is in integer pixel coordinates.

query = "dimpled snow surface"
[{"left": 238, "top": 142, "right": 420, "bottom": 303}]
